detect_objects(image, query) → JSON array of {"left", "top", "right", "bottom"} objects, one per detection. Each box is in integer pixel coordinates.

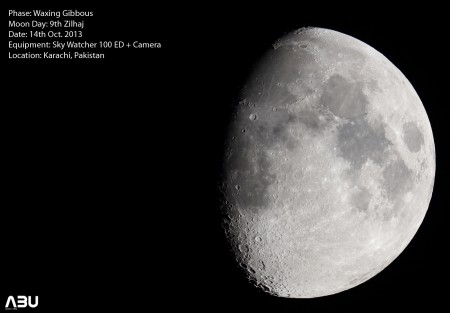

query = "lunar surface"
[{"left": 221, "top": 27, "right": 435, "bottom": 298}]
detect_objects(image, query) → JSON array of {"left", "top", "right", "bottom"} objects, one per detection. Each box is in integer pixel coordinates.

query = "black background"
[{"left": 4, "top": 3, "right": 449, "bottom": 312}]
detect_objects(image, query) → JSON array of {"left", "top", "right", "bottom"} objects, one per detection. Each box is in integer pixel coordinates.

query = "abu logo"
[{"left": 5, "top": 296, "right": 38, "bottom": 310}]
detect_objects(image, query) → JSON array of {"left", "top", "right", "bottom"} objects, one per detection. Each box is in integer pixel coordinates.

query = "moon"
[{"left": 221, "top": 27, "right": 435, "bottom": 298}]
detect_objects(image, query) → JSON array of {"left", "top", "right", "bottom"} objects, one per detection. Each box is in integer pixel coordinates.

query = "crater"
[{"left": 402, "top": 121, "right": 424, "bottom": 152}]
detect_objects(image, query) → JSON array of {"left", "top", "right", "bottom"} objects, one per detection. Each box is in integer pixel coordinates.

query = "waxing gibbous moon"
[{"left": 221, "top": 27, "right": 435, "bottom": 298}]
